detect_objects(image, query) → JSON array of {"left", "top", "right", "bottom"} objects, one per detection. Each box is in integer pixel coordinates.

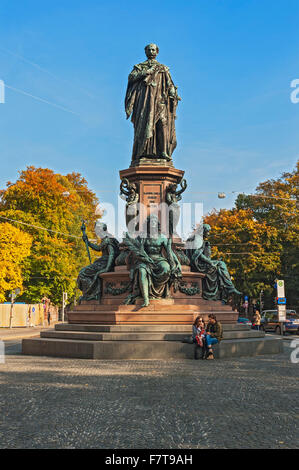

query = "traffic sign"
[
  {"left": 277, "top": 280, "right": 285, "bottom": 298},
  {"left": 278, "top": 305, "right": 286, "bottom": 322},
  {"left": 277, "top": 297, "right": 286, "bottom": 305}
]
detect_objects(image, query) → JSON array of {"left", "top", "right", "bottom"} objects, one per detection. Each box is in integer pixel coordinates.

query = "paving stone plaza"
[{"left": 0, "top": 340, "right": 298, "bottom": 449}]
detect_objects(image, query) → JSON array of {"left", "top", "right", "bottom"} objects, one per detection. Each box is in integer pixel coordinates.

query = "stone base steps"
[
  {"left": 22, "top": 336, "right": 282, "bottom": 360},
  {"left": 54, "top": 323, "right": 249, "bottom": 333},
  {"left": 22, "top": 323, "right": 283, "bottom": 360},
  {"left": 66, "top": 312, "right": 238, "bottom": 325},
  {"left": 40, "top": 329, "right": 264, "bottom": 342}
]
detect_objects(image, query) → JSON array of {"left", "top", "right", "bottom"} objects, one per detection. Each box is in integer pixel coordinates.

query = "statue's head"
[
  {"left": 95, "top": 221, "right": 107, "bottom": 238},
  {"left": 145, "top": 43, "right": 159, "bottom": 60},
  {"left": 146, "top": 214, "right": 160, "bottom": 235},
  {"left": 203, "top": 224, "right": 211, "bottom": 238},
  {"left": 168, "top": 183, "right": 177, "bottom": 192}
]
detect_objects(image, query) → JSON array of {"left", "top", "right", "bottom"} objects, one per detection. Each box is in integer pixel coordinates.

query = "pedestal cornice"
[{"left": 120, "top": 165, "right": 184, "bottom": 183}]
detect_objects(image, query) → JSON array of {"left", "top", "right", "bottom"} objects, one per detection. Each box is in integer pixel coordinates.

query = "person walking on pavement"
[
  {"left": 253, "top": 310, "right": 261, "bottom": 330},
  {"left": 28, "top": 305, "right": 34, "bottom": 327},
  {"left": 205, "top": 314, "right": 223, "bottom": 360}
]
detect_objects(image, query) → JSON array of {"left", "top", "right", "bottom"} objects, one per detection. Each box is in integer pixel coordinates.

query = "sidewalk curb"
[
  {"left": 1, "top": 332, "right": 44, "bottom": 341},
  {"left": 0, "top": 323, "right": 60, "bottom": 341}
]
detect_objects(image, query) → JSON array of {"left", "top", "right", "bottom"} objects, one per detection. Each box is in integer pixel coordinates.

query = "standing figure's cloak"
[{"left": 125, "top": 59, "right": 179, "bottom": 162}]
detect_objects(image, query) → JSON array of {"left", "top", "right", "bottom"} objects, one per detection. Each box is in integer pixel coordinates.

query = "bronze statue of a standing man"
[{"left": 125, "top": 44, "right": 180, "bottom": 165}]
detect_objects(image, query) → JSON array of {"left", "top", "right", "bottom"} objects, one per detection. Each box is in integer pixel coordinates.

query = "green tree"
[
  {"left": 235, "top": 161, "right": 299, "bottom": 308},
  {"left": 204, "top": 160, "right": 299, "bottom": 309}
]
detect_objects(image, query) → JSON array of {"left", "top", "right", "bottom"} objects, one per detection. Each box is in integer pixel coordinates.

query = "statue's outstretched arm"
[
  {"left": 87, "top": 240, "right": 102, "bottom": 252},
  {"left": 120, "top": 187, "right": 130, "bottom": 197},
  {"left": 81, "top": 229, "right": 101, "bottom": 252},
  {"left": 176, "top": 179, "right": 187, "bottom": 197}
]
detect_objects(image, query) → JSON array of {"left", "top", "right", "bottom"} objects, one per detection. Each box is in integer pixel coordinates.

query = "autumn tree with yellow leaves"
[
  {"left": 0, "top": 166, "right": 100, "bottom": 304},
  {"left": 0, "top": 223, "right": 32, "bottom": 302}
]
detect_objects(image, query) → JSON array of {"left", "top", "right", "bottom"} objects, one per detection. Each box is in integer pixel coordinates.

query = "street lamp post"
[
  {"left": 9, "top": 288, "right": 20, "bottom": 328},
  {"left": 62, "top": 292, "right": 68, "bottom": 323},
  {"left": 9, "top": 291, "right": 15, "bottom": 328},
  {"left": 259, "top": 289, "right": 264, "bottom": 313}
]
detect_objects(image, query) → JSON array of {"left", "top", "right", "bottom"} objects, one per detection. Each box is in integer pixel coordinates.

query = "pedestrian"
[
  {"left": 252, "top": 310, "right": 261, "bottom": 330},
  {"left": 192, "top": 316, "right": 206, "bottom": 360},
  {"left": 28, "top": 305, "right": 33, "bottom": 327},
  {"left": 41, "top": 295, "right": 50, "bottom": 327},
  {"left": 205, "top": 314, "right": 223, "bottom": 360},
  {"left": 47, "top": 311, "right": 51, "bottom": 326}
]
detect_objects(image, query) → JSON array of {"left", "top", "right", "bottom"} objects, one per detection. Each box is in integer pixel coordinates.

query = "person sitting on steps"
[
  {"left": 205, "top": 314, "right": 223, "bottom": 360},
  {"left": 192, "top": 316, "right": 206, "bottom": 360}
]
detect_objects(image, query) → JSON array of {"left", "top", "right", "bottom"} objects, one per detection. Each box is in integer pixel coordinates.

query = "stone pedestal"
[
  {"left": 65, "top": 267, "right": 238, "bottom": 325},
  {"left": 120, "top": 165, "right": 184, "bottom": 236}
]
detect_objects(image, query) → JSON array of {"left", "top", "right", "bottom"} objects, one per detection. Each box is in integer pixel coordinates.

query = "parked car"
[
  {"left": 237, "top": 317, "right": 252, "bottom": 326},
  {"left": 260, "top": 310, "right": 299, "bottom": 334}
]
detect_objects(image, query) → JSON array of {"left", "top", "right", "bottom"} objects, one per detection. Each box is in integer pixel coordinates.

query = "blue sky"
[{"left": 0, "top": 0, "right": 299, "bottom": 220}]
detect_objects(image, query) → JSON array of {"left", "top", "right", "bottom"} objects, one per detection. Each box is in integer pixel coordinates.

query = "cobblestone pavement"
[{"left": 0, "top": 341, "right": 298, "bottom": 449}]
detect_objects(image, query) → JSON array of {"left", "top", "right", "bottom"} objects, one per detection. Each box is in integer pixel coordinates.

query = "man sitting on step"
[{"left": 205, "top": 314, "right": 223, "bottom": 360}]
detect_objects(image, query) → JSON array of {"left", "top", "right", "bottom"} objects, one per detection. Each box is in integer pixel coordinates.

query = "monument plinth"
[{"left": 119, "top": 165, "right": 185, "bottom": 237}]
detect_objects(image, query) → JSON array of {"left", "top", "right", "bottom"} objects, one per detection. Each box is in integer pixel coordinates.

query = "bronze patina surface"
[
  {"left": 186, "top": 224, "right": 242, "bottom": 302},
  {"left": 77, "top": 222, "right": 119, "bottom": 302},
  {"left": 125, "top": 43, "right": 180, "bottom": 165}
]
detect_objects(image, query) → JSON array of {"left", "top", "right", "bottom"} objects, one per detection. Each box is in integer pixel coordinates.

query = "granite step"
[
  {"left": 66, "top": 312, "right": 238, "bottom": 325},
  {"left": 22, "top": 336, "right": 282, "bottom": 359},
  {"left": 40, "top": 329, "right": 263, "bottom": 342},
  {"left": 55, "top": 323, "right": 251, "bottom": 333}
]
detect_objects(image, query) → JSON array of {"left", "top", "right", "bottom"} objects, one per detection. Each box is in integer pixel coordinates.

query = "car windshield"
[{"left": 265, "top": 313, "right": 277, "bottom": 320}]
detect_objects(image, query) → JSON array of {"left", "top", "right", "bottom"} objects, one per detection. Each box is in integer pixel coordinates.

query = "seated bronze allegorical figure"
[
  {"left": 186, "top": 224, "right": 241, "bottom": 302},
  {"left": 77, "top": 222, "right": 119, "bottom": 303},
  {"left": 124, "top": 215, "right": 182, "bottom": 307}
]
